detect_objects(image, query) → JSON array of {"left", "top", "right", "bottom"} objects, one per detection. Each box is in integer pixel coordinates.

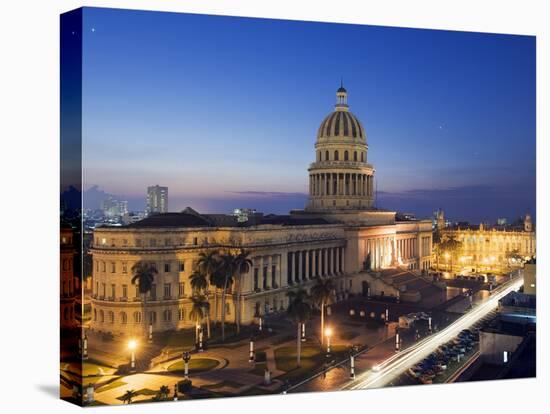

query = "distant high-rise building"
[
  {"left": 101, "top": 196, "right": 128, "bottom": 218},
  {"left": 497, "top": 217, "right": 507, "bottom": 226},
  {"left": 147, "top": 185, "right": 168, "bottom": 215}
]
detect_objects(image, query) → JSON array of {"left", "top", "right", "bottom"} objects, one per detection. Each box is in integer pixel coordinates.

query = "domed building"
[
  {"left": 308, "top": 85, "right": 374, "bottom": 211},
  {"left": 89, "top": 84, "right": 435, "bottom": 338}
]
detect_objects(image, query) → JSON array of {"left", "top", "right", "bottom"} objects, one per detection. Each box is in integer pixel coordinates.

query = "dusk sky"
[{"left": 80, "top": 7, "right": 535, "bottom": 223}]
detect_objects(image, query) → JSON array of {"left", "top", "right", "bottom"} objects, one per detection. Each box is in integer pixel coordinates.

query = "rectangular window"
[
  {"left": 135, "top": 285, "right": 139, "bottom": 299},
  {"left": 101, "top": 283, "right": 106, "bottom": 297},
  {"left": 178, "top": 261, "right": 185, "bottom": 272},
  {"left": 150, "top": 284, "right": 156, "bottom": 300},
  {"left": 179, "top": 282, "right": 185, "bottom": 297},
  {"left": 254, "top": 268, "right": 259, "bottom": 290},
  {"left": 122, "top": 262, "right": 127, "bottom": 273},
  {"left": 110, "top": 262, "right": 116, "bottom": 273},
  {"left": 150, "top": 239, "right": 157, "bottom": 247},
  {"left": 136, "top": 239, "right": 142, "bottom": 247},
  {"left": 164, "top": 283, "right": 171, "bottom": 299},
  {"left": 101, "top": 261, "right": 106, "bottom": 272},
  {"left": 122, "top": 239, "right": 128, "bottom": 246},
  {"left": 263, "top": 266, "right": 268, "bottom": 289},
  {"left": 95, "top": 282, "right": 98, "bottom": 295},
  {"left": 111, "top": 284, "right": 115, "bottom": 298},
  {"left": 193, "top": 237, "right": 198, "bottom": 245},
  {"left": 272, "top": 265, "right": 277, "bottom": 287},
  {"left": 164, "top": 262, "right": 171, "bottom": 273},
  {"left": 164, "top": 238, "right": 171, "bottom": 246},
  {"left": 122, "top": 284, "right": 128, "bottom": 299}
]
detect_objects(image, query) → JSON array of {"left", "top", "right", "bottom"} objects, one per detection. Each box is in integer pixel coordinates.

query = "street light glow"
[
  {"left": 325, "top": 327, "right": 333, "bottom": 338},
  {"left": 128, "top": 339, "right": 137, "bottom": 350}
]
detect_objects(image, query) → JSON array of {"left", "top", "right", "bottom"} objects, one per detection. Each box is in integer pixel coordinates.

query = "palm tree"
[
  {"left": 286, "top": 289, "right": 312, "bottom": 368},
  {"left": 233, "top": 249, "right": 253, "bottom": 333},
  {"left": 218, "top": 252, "right": 237, "bottom": 342},
  {"left": 440, "top": 235, "right": 462, "bottom": 273},
  {"left": 190, "top": 270, "right": 211, "bottom": 337},
  {"left": 310, "top": 276, "right": 335, "bottom": 345},
  {"left": 189, "top": 294, "right": 208, "bottom": 346},
  {"left": 157, "top": 385, "right": 170, "bottom": 401},
  {"left": 131, "top": 262, "right": 157, "bottom": 338},
  {"left": 122, "top": 389, "right": 137, "bottom": 404},
  {"left": 197, "top": 251, "right": 221, "bottom": 324}
]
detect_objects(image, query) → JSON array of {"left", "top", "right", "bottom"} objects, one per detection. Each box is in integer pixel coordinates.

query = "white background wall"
[{"left": 0, "top": 0, "right": 547, "bottom": 413}]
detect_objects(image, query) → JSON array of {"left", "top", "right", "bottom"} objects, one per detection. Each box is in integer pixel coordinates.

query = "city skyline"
[{"left": 80, "top": 8, "right": 535, "bottom": 223}]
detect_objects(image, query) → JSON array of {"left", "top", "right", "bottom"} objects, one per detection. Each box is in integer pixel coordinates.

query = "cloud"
[{"left": 228, "top": 191, "right": 308, "bottom": 198}]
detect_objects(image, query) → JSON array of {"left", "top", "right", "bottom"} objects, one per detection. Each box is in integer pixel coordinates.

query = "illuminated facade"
[
  {"left": 439, "top": 214, "right": 535, "bottom": 273},
  {"left": 90, "top": 86, "right": 433, "bottom": 336}
]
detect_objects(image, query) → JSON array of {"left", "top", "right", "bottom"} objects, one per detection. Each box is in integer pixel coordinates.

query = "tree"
[
  {"left": 286, "top": 289, "right": 312, "bottom": 368},
  {"left": 218, "top": 252, "right": 236, "bottom": 342},
  {"left": 440, "top": 234, "right": 462, "bottom": 273},
  {"left": 190, "top": 270, "right": 211, "bottom": 337},
  {"left": 157, "top": 385, "right": 170, "bottom": 401},
  {"left": 233, "top": 249, "right": 253, "bottom": 333},
  {"left": 197, "top": 251, "right": 221, "bottom": 324},
  {"left": 122, "top": 389, "right": 137, "bottom": 404},
  {"left": 310, "top": 276, "right": 335, "bottom": 345},
  {"left": 131, "top": 262, "right": 158, "bottom": 338},
  {"left": 506, "top": 249, "right": 523, "bottom": 267},
  {"left": 189, "top": 294, "right": 208, "bottom": 346}
]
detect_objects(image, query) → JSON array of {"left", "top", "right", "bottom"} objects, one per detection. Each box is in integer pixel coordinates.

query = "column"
[
  {"left": 305, "top": 250, "right": 310, "bottom": 279},
  {"left": 266, "top": 256, "right": 272, "bottom": 289},
  {"left": 325, "top": 248, "right": 329, "bottom": 276},
  {"left": 336, "top": 246, "right": 340, "bottom": 274},
  {"left": 289, "top": 252, "right": 294, "bottom": 284},
  {"left": 341, "top": 247, "right": 345, "bottom": 273},
  {"left": 296, "top": 251, "right": 302, "bottom": 283}
]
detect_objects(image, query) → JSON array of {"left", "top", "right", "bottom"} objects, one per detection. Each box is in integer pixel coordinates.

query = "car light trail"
[{"left": 343, "top": 277, "right": 523, "bottom": 390}]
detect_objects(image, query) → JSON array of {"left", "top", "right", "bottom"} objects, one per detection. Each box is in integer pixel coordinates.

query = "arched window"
[
  {"left": 120, "top": 312, "right": 127, "bottom": 324},
  {"left": 133, "top": 311, "right": 141, "bottom": 323},
  {"left": 93, "top": 309, "right": 97, "bottom": 321},
  {"left": 178, "top": 308, "right": 185, "bottom": 321},
  {"left": 99, "top": 310, "right": 104, "bottom": 323},
  {"left": 325, "top": 150, "right": 329, "bottom": 161},
  {"left": 108, "top": 311, "right": 114, "bottom": 324},
  {"left": 354, "top": 151, "right": 357, "bottom": 161},
  {"left": 334, "top": 150, "right": 339, "bottom": 160},
  {"left": 361, "top": 152, "right": 365, "bottom": 162},
  {"left": 344, "top": 151, "right": 349, "bottom": 161},
  {"left": 163, "top": 309, "right": 172, "bottom": 322}
]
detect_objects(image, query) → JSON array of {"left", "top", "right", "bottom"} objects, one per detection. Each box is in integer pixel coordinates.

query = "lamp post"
[
  {"left": 198, "top": 326, "right": 204, "bottom": 352},
  {"left": 301, "top": 323, "right": 306, "bottom": 342},
  {"left": 82, "top": 333, "right": 88, "bottom": 360},
  {"left": 395, "top": 329, "right": 400, "bottom": 352},
  {"left": 428, "top": 316, "right": 432, "bottom": 334},
  {"left": 258, "top": 316, "right": 263, "bottom": 332},
  {"left": 349, "top": 348, "right": 356, "bottom": 379},
  {"left": 182, "top": 351, "right": 191, "bottom": 380},
  {"left": 249, "top": 337, "right": 255, "bottom": 363},
  {"left": 148, "top": 323, "right": 153, "bottom": 343},
  {"left": 173, "top": 383, "right": 178, "bottom": 401},
  {"left": 325, "top": 327, "right": 332, "bottom": 356},
  {"left": 385, "top": 308, "right": 389, "bottom": 324},
  {"left": 128, "top": 339, "right": 137, "bottom": 372}
]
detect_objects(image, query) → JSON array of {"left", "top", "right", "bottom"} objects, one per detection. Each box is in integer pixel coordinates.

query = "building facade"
[
  {"left": 146, "top": 185, "right": 168, "bottom": 215},
  {"left": 438, "top": 214, "right": 536, "bottom": 274},
  {"left": 90, "top": 86, "right": 433, "bottom": 336}
]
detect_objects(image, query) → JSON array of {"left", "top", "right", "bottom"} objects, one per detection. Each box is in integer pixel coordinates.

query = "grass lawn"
[
  {"left": 96, "top": 379, "right": 127, "bottom": 393},
  {"left": 166, "top": 358, "right": 220, "bottom": 373},
  {"left": 274, "top": 345, "right": 348, "bottom": 382},
  {"left": 202, "top": 380, "right": 243, "bottom": 390}
]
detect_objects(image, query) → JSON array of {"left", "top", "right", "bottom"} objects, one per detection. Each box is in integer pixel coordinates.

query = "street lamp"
[
  {"left": 182, "top": 351, "right": 191, "bottom": 379},
  {"left": 249, "top": 337, "right": 255, "bottom": 363},
  {"left": 349, "top": 347, "right": 356, "bottom": 379},
  {"left": 82, "top": 333, "right": 88, "bottom": 360},
  {"left": 173, "top": 383, "right": 178, "bottom": 401},
  {"left": 128, "top": 339, "right": 137, "bottom": 372},
  {"left": 325, "top": 327, "right": 333, "bottom": 356},
  {"left": 148, "top": 323, "right": 153, "bottom": 343},
  {"left": 198, "top": 326, "right": 204, "bottom": 352},
  {"left": 428, "top": 316, "right": 432, "bottom": 334},
  {"left": 395, "top": 329, "right": 400, "bottom": 352},
  {"left": 258, "top": 316, "right": 263, "bottom": 332},
  {"left": 301, "top": 323, "right": 306, "bottom": 342}
]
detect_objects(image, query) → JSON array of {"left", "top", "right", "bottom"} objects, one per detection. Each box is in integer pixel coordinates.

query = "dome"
[{"left": 317, "top": 110, "right": 365, "bottom": 139}]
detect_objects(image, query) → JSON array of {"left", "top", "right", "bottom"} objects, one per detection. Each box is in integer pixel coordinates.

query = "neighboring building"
[
  {"left": 434, "top": 209, "right": 445, "bottom": 232},
  {"left": 497, "top": 218, "right": 507, "bottom": 226},
  {"left": 498, "top": 290, "right": 536, "bottom": 319},
  {"left": 524, "top": 257, "right": 536, "bottom": 295},
  {"left": 101, "top": 196, "right": 128, "bottom": 218},
  {"left": 437, "top": 213, "right": 535, "bottom": 274},
  {"left": 146, "top": 185, "right": 168, "bottom": 215},
  {"left": 479, "top": 316, "right": 534, "bottom": 366},
  {"left": 89, "top": 86, "right": 433, "bottom": 336}
]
